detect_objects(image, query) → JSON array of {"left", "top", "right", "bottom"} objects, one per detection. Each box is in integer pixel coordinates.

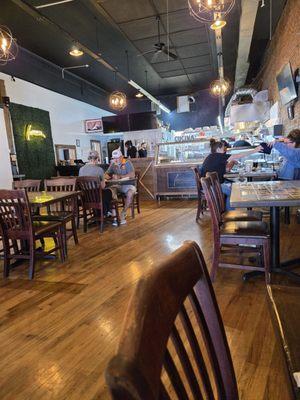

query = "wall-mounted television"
[
  {"left": 102, "top": 112, "right": 158, "bottom": 133},
  {"left": 276, "top": 63, "right": 297, "bottom": 105},
  {"left": 102, "top": 114, "right": 130, "bottom": 134},
  {"left": 129, "top": 111, "right": 158, "bottom": 131}
]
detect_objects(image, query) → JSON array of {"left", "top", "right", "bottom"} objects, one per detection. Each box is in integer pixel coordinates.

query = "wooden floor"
[{"left": 0, "top": 200, "right": 298, "bottom": 399}]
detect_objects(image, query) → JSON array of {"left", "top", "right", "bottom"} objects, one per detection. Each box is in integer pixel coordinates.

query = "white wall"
[
  {"left": 0, "top": 72, "right": 113, "bottom": 162},
  {"left": 0, "top": 108, "right": 13, "bottom": 188}
]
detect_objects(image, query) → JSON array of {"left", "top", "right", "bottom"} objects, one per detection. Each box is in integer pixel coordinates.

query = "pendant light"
[
  {"left": 188, "top": 0, "right": 235, "bottom": 29},
  {"left": 0, "top": 25, "right": 18, "bottom": 65},
  {"left": 210, "top": 77, "right": 231, "bottom": 97},
  {"left": 109, "top": 70, "right": 127, "bottom": 111}
]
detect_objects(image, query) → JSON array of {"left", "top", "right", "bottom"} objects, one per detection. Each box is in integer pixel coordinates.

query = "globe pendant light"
[
  {"left": 210, "top": 77, "right": 231, "bottom": 97},
  {"left": 109, "top": 90, "right": 127, "bottom": 111},
  {"left": 0, "top": 25, "right": 18, "bottom": 65},
  {"left": 188, "top": 0, "right": 235, "bottom": 24}
]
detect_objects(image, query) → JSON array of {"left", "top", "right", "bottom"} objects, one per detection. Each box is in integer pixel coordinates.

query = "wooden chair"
[
  {"left": 13, "top": 179, "right": 41, "bottom": 192},
  {"left": 206, "top": 172, "right": 262, "bottom": 222},
  {"left": 201, "top": 176, "right": 270, "bottom": 282},
  {"left": 194, "top": 168, "right": 206, "bottom": 221},
  {"left": 0, "top": 189, "right": 65, "bottom": 279},
  {"left": 77, "top": 177, "right": 119, "bottom": 232},
  {"left": 118, "top": 172, "right": 140, "bottom": 218},
  {"left": 106, "top": 241, "right": 239, "bottom": 399},
  {"left": 34, "top": 178, "right": 78, "bottom": 255}
]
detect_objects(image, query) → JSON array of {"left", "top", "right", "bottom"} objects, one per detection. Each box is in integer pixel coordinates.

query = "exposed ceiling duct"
[{"left": 234, "top": 0, "right": 259, "bottom": 89}]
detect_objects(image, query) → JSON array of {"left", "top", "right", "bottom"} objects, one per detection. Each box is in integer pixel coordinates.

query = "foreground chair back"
[
  {"left": 13, "top": 179, "right": 41, "bottom": 192},
  {"left": 0, "top": 189, "right": 64, "bottom": 278},
  {"left": 194, "top": 168, "right": 206, "bottom": 221},
  {"left": 106, "top": 241, "right": 238, "bottom": 399}
]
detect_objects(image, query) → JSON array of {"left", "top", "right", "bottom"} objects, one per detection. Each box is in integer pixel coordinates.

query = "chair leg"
[
  {"left": 100, "top": 208, "right": 104, "bottom": 233},
  {"left": 131, "top": 197, "right": 135, "bottom": 219},
  {"left": 211, "top": 241, "right": 221, "bottom": 282},
  {"left": 137, "top": 194, "right": 141, "bottom": 214},
  {"left": 263, "top": 239, "right": 271, "bottom": 284},
  {"left": 196, "top": 200, "right": 201, "bottom": 221},
  {"left": 3, "top": 239, "right": 10, "bottom": 278},
  {"left": 71, "top": 216, "right": 79, "bottom": 245},
  {"left": 114, "top": 203, "right": 120, "bottom": 226},
  {"left": 57, "top": 227, "right": 65, "bottom": 263},
  {"left": 29, "top": 241, "right": 36, "bottom": 280},
  {"left": 83, "top": 210, "right": 87, "bottom": 233}
]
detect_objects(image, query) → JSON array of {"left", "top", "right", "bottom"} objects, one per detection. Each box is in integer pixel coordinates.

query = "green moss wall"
[{"left": 10, "top": 103, "right": 56, "bottom": 180}]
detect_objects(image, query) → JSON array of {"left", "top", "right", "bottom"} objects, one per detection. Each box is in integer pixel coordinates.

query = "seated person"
[
  {"left": 125, "top": 140, "right": 137, "bottom": 159},
  {"left": 105, "top": 148, "right": 136, "bottom": 224},
  {"left": 201, "top": 139, "right": 262, "bottom": 210},
  {"left": 268, "top": 129, "right": 300, "bottom": 180},
  {"left": 79, "top": 150, "right": 113, "bottom": 218},
  {"left": 233, "top": 134, "right": 251, "bottom": 148}
]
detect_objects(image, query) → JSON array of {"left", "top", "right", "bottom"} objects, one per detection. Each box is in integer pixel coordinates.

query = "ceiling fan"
[{"left": 139, "top": 16, "right": 178, "bottom": 63}]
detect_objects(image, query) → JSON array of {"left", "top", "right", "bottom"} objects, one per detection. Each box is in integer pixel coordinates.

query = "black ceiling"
[{"left": 0, "top": 0, "right": 241, "bottom": 98}]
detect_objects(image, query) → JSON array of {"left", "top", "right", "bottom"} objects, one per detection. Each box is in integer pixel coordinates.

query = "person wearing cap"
[
  {"left": 105, "top": 148, "right": 136, "bottom": 224},
  {"left": 79, "top": 150, "right": 113, "bottom": 216}
]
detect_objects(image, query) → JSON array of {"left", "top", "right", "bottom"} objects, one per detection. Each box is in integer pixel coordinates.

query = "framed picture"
[
  {"left": 76, "top": 139, "right": 80, "bottom": 147},
  {"left": 85, "top": 118, "right": 103, "bottom": 133}
]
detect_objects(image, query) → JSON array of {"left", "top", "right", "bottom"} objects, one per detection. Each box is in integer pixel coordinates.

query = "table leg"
[{"left": 270, "top": 206, "right": 280, "bottom": 270}]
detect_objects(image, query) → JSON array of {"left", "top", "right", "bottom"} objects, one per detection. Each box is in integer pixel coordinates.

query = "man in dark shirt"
[
  {"left": 138, "top": 142, "right": 147, "bottom": 158},
  {"left": 125, "top": 140, "right": 137, "bottom": 158},
  {"left": 201, "top": 140, "right": 262, "bottom": 209}
]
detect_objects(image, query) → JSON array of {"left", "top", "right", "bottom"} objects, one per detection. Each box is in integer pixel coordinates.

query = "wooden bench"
[{"left": 267, "top": 284, "right": 300, "bottom": 399}]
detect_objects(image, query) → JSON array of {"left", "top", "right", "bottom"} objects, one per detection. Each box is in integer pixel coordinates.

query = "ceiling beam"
[{"left": 234, "top": 0, "right": 259, "bottom": 89}]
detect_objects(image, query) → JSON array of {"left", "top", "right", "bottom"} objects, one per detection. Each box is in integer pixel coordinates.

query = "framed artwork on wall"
[{"left": 85, "top": 118, "right": 103, "bottom": 133}]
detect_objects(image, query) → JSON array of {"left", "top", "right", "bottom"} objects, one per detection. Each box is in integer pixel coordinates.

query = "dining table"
[
  {"left": 224, "top": 170, "right": 276, "bottom": 182},
  {"left": 105, "top": 177, "right": 137, "bottom": 187},
  {"left": 28, "top": 191, "right": 80, "bottom": 208},
  {"left": 230, "top": 180, "right": 300, "bottom": 281}
]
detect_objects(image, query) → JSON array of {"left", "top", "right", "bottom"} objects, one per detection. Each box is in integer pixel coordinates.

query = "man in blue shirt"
[
  {"left": 105, "top": 148, "right": 136, "bottom": 224},
  {"left": 270, "top": 129, "right": 300, "bottom": 179}
]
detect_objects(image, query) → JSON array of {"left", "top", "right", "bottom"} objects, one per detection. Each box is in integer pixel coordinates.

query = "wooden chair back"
[
  {"left": 76, "top": 177, "right": 103, "bottom": 210},
  {"left": 194, "top": 167, "right": 203, "bottom": 198},
  {"left": 106, "top": 241, "right": 238, "bottom": 400},
  {"left": 0, "top": 189, "right": 33, "bottom": 240},
  {"left": 13, "top": 179, "right": 41, "bottom": 192},
  {"left": 206, "top": 172, "right": 225, "bottom": 214},
  {"left": 44, "top": 178, "right": 77, "bottom": 192},
  {"left": 201, "top": 176, "right": 222, "bottom": 235}
]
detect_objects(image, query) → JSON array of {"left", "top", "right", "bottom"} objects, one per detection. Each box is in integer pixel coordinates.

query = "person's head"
[
  {"left": 111, "top": 148, "right": 123, "bottom": 163},
  {"left": 88, "top": 150, "right": 100, "bottom": 164},
  {"left": 210, "top": 138, "right": 226, "bottom": 154},
  {"left": 125, "top": 140, "right": 132, "bottom": 149},
  {"left": 286, "top": 129, "right": 300, "bottom": 148},
  {"left": 141, "top": 142, "right": 146, "bottom": 150}
]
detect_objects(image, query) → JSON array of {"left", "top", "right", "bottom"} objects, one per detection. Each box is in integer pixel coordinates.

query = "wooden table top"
[
  {"left": 105, "top": 177, "right": 136, "bottom": 186},
  {"left": 224, "top": 170, "right": 276, "bottom": 179},
  {"left": 230, "top": 180, "right": 300, "bottom": 208},
  {"left": 267, "top": 284, "right": 300, "bottom": 398},
  {"left": 28, "top": 191, "right": 80, "bottom": 207}
]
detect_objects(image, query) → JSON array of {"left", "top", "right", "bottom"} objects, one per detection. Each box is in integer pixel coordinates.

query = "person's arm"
[
  {"left": 227, "top": 145, "right": 262, "bottom": 162},
  {"left": 273, "top": 142, "right": 300, "bottom": 166}
]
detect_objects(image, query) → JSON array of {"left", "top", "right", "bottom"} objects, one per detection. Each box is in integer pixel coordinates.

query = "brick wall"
[{"left": 258, "top": 0, "right": 300, "bottom": 133}]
